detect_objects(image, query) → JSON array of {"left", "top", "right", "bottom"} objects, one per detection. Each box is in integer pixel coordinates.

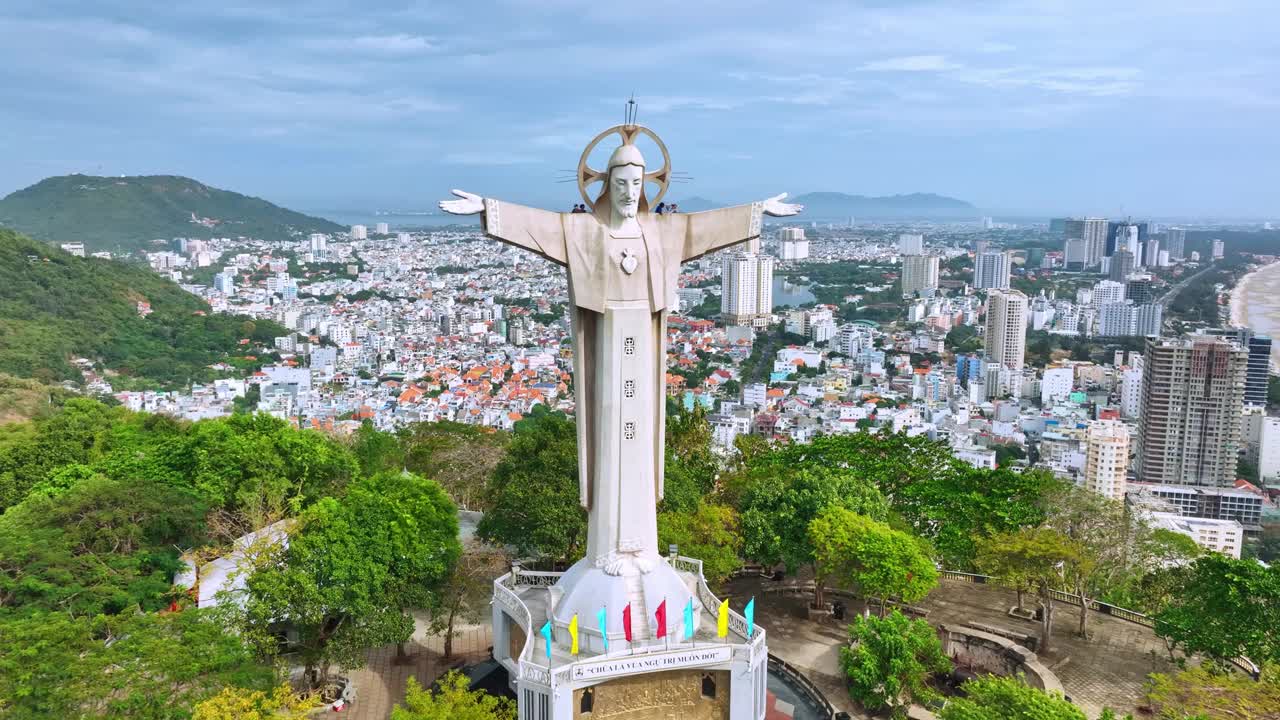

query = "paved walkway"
[
  {"left": 344, "top": 610, "right": 493, "bottom": 720},
  {"left": 725, "top": 576, "right": 1173, "bottom": 720}
]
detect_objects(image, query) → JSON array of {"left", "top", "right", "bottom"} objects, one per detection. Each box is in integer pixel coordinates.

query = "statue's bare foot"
[
  {"left": 603, "top": 555, "right": 628, "bottom": 576},
  {"left": 634, "top": 554, "right": 657, "bottom": 573}
]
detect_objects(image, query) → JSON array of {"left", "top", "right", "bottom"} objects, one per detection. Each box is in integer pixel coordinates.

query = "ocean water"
[
  {"left": 1239, "top": 261, "right": 1280, "bottom": 369},
  {"left": 307, "top": 211, "right": 479, "bottom": 229}
]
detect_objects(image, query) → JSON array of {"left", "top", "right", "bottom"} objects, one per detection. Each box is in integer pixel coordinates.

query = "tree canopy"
[
  {"left": 476, "top": 406, "right": 585, "bottom": 562},
  {"left": 244, "top": 471, "right": 461, "bottom": 688},
  {"left": 840, "top": 609, "right": 951, "bottom": 717},
  {"left": 0, "top": 610, "right": 274, "bottom": 720},
  {"left": 392, "top": 673, "right": 516, "bottom": 720},
  {"left": 1154, "top": 554, "right": 1280, "bottom": 665},
  {"left": 0, "top": 228, "right": 286, "bottom": 388},
  {"left": 810, "top": 506, "right": 938, "bottom": 611},
  {"left": 940, "top": 675, "right": 1086, "bottom": 720}
]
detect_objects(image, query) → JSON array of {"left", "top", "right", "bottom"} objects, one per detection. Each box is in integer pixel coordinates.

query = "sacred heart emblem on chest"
[{"left": 619, "top": 248, "right": 639, "bottom": 275}]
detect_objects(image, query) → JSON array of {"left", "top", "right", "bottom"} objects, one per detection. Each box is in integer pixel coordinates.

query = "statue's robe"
[{"left": 481, "top": 199, "right": 762, "bottom": 569}]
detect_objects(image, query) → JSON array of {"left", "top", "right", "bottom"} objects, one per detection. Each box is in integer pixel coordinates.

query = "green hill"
[
  {"left": 0, "top": 174, "right": 344, "bottom": 252},
  {"left": 0, "top": 228, "right": 285, "bottom": 389}
]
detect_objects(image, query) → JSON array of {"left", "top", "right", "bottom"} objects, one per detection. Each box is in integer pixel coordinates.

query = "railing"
[
  {"left": 768, "top": 653, "right": 836, "bottom": 720},
  {"left": 938, "top": 570, "right": 1258, "bottom": 677},
  {"left": 511, "top": 568, "right": 562, "bottom": 588},
  {"left": 493, "top": 573, "right": 551, "bottom": 687},
  {"left": 498, "top": 557, "right": 768, "bottom": 690},
  {"left": 679, "top": 555, "right": 767, "bottom": 658}
]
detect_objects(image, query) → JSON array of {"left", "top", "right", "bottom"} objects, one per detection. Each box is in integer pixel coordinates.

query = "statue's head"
[{"left": 597, "top": 143, "right": 646, "bottom": 219}]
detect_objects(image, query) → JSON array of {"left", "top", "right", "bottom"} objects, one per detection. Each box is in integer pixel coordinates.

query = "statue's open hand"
[
  {"left": 763, "top": 192, "right": 803, "bottom": 217},
  {"left": 439, "top": 189, "right": 484, "bottom": 215}
]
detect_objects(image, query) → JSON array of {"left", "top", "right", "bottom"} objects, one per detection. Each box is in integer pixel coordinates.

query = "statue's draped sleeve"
[
  {"left": 676, "top": 202, "right": 764, "bottom": 262},
  {"left": 481, "top": 198, "right": 568, "bottom": 266}
]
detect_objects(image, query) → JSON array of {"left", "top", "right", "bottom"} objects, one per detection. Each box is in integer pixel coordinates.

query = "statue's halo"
[{"left": 576, "top": 124, "right": 671, "bottom": 210}]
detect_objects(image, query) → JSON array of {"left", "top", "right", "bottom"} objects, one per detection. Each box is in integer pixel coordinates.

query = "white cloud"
[
  {"left": 859, "top": 55, "right": 958, "bottom": 72},
  {"left": 349, "top": 34, "right": 437, "bottom": 53}
]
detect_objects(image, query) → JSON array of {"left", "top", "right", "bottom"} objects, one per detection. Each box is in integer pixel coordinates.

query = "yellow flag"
[
  {"left": 717, "top": 599, "right": 729, "bottom": 638},
  {"left": 569, "top": 613, "right": 580, "bottom": 655}
]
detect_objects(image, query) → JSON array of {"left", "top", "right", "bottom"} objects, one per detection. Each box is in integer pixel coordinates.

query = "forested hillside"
[
  {"left": 0, "top": 174, "right": 343, "bottom": 252},
  {"left": 0, "top": 228, "right": 284, "bottom": 388}
]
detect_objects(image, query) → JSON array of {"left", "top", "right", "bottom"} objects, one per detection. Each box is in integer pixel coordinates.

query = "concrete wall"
[
  {"left": 572, "top": 669, "right": 730, "bottom": 720},
  {"left": 939, "top": 624, "right": 1064, "bottom": 695}
]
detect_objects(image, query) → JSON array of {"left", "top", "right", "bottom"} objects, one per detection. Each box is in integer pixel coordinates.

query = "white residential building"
[
  {"left": 1085, "top": 420, "right": 1130, "bottom": 500},
  {"left": 779, "top": 227, "right": 809, "bottom": 260},
  {"left": 1147, "top": 513, "right": 1243, "bottom": 559},
  {"left": 350, "top": 224, "right": 368, "bottom": 240},
  {"left": 1119, "top": 360, "right": 1144, "bottom": 419},
  {"left": 1041, "top": 366, "right": 1074, "bottom": 406},
  {"left": 898, "top": 233, "right": 924, "bottom": 255},
  {"left": 1092, "top": 280, "right": 1126, "bottom": 306},
  {"left": 984, "top": 289, "right": 1028, "bottom": 371},
  {"left": 721, "top": 252, "right": 774, "bottom": 327},
  {"left": 901, "top": 255, "right": 940, "bottom": 298},
  {"left": 974, "top": 250, "right": 1012, "bottom": 290}
]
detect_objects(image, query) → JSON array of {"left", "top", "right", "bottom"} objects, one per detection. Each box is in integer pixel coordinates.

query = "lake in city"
[{"left": 773, "top": 276, "right": 817, "bottom": 307}]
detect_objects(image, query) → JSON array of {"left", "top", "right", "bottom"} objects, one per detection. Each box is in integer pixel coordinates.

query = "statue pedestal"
[{"left": 491, "top": 556, "right": 768, "bottom": 719}]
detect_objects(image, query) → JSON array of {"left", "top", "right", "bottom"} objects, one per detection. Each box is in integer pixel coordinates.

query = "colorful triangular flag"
[
  {"left": 654, "top": 598, "right": 668, "bottom": 639},
  {"left": 540, "top": 621, "right": 552, "bottom": 659},
  {"left": 623, "top": 603, "right": 633, "bottom": 643},
  {"left": 569, "top": 613, "right": 580, "bottom": 655},
  {"left": 598, "top": 607, "right": 609, "bottom": 652},
  {"left": 745, "top": 597, "right": 756, "bottom": 638},
  {"left": 717, "top": 598, "right": 729, "bottom": 638},
  {"left": 684, "top": 597, "right": 695, "bottom": 640}
]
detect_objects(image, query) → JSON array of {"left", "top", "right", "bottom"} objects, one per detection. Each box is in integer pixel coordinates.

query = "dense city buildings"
[
  {"left": 900, "top": 254, "right": 939, "bottom": 298},
  {"left": 721, "top": 241, "right": 774, "bottom": 328},
  {"left": 897, "top": 232, "right": 923, "bottom": 255},
  {"left": 973, "top": 249, "right": 1011, "bottom": 290},
  {"left": 779, "top": 227, "right": 809, "bottom": 260},
  {"left": 1164, "top": 227, "right": 1186, "bottom": 260},
  {"left": 1063, "top": 217, "right": 1109, "bottom": 267},
  {"left": 1085, "top": 420, "right": 1130, "bottom": 500},
  {"left": 1136, "top": 337, "right": 1248, "bottom": 488},
  {"left": 1202, "top": 327, "right": 1274, "bottom": 406},
  {"left": 983, "top": 289, "right": 1028, "bottom": 371}
]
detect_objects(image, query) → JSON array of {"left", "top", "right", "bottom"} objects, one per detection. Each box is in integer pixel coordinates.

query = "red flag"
[
  {"left": 654, "top": 599, "right": 668, "bottom": 639},
  {"left": 623, "top": 603, "right": 633, "bottom": 643}
]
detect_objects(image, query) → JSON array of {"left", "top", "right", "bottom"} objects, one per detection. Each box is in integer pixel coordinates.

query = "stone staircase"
[{"left": 623, "top": 572, "right": 652, "bottom": 640}]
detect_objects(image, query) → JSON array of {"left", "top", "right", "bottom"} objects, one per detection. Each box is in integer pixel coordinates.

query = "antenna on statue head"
[{"left": 625, "top": 94, "right": 638, "bottom": 126}]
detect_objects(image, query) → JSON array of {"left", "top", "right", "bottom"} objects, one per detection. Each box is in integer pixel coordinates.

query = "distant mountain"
[
  {"left": 0, "top": 174, "right": 344, "bottom": 252},
  {"left": 0, "top": 228, "right": 284, "bottom": 389},
  {"left": 790, "top": 192, "right": 977, "bottom": 219},
  {"left": 668, "top": 196, "right": 723, "bottom": 213}
]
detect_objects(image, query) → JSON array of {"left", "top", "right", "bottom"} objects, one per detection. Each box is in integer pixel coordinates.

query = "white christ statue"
[{"left": 440, "top": 125, "right": 800, "bottom": 634}]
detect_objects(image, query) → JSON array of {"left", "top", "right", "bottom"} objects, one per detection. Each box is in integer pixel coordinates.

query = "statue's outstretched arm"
[
  {"left": 438, "top": 189, "right": 568, "bottom": 266},
  {"left": 678, "top": 193, "right": 804, "bottom": 261}
]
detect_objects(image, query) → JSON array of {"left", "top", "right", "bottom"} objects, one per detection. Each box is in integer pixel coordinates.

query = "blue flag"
[
  {"left": 540, "top": 621, "right": 552, "bottom": 659},
  {"left": 745, "top": 597, "right": 756, "bottom": 638},
  {"left": 597, "top": 607, "right": 609, "bottom": 652},
  {"left": 684, "top": 597, "right": 695, "bottom": 640}
]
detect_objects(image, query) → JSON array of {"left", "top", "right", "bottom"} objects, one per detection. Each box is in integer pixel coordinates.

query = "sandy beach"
[{"left": 1229, "top": 260, "right": 1280, "bottom": 370}]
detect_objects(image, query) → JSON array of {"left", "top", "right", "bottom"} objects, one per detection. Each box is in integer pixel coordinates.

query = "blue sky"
[{"left": 1, "top": 0, "right": 1277, "bottom": 217}]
